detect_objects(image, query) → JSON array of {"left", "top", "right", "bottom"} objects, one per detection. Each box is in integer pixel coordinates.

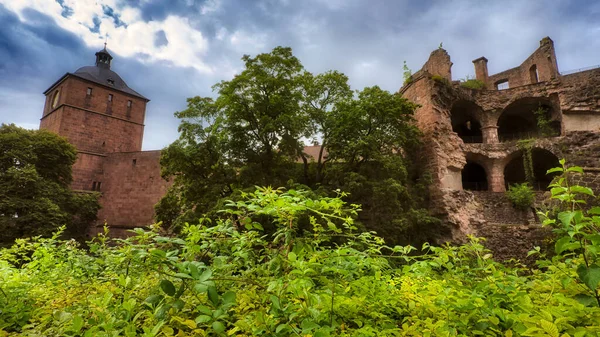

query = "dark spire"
[{"left": 95, "top": 42, "right": 113, "bottom": 69}]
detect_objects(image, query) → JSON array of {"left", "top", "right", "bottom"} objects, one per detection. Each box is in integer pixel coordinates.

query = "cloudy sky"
[{"left": 1, "top": 0, "right": 599, "bottom": 150}]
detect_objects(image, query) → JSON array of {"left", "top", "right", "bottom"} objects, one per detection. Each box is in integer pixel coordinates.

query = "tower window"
[
  {"left": 107, "top": 79, "right": 115, "bottom": 85},
  {"left": 51, "top": 90, "right": 60, "bottom": 108},
  {"left": 86, "top": 87, "right": 92, "bottom": 96},
  {"left": 127, "top": 100, "right": 132, "bottom": 108},
  {"left": 92, "top": 181, "right": 102, "bottom": 191},
  {"left": 132, "top": 159, "right": 137, "bottom": 166},
  {"left": 108, "top": 94, "right": 113, "bottom": 102}
]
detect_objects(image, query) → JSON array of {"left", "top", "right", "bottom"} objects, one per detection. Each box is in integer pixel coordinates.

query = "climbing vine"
[
  {"left": 534, "top": 105, "right": 556, "bottom": 137},
  {"left": 517, "top": 139, "right": 535, "bottom": 185}
]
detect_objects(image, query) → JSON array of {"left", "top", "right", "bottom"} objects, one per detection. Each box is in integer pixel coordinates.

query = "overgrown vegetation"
[
  {"left": 517, "top": 139, "right": 536, "bottom": 185},
  {"left": 402, "top": 61, "right": 413, "bottom": 85},
  {"left": 0, "top": 124, "right": 100, "bottom": 246},
  {"left": 157, "top": 47, "right": 437, "bottom": 245},
  {"left": 430, "top": 75, "right": 449, "bottom": 86},
  {"left": 534, "top": 105, "right": 558, "bottom": 137},
  {"left": 460, "top": 75, "right": 485, "bottom": 90},
  {"left": 2, "top": 163, "right": 600, "bottom": 335},
  {"left": 506, "top": 183, "right": 535, "bottom": 210}
]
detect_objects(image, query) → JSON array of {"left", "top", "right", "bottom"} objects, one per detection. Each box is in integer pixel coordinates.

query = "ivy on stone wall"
[
  {"left": 517, "top": 139, "right": 536, "bottom": 185},
  {"left": 534, "top": 105, "right": 556, "bottom": 137}
]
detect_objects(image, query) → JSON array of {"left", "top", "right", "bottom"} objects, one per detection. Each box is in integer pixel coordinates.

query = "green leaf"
[
  {"left": 566, "top": 166, "right": 584, "bottom": 174},
  {"left": 270, "top": 295, "right": 280, "bottom": 310},
  {"left": 212, "top": 321, "right": 226, "bottom": 333},
  {"left": 288, "top": 251, "right": 297, "bottom": 262},
  {"left": 145, "top": 294, "right": 164, "bottom": 306},
  {"left": 160, "top": 280, "right": 176, "bottom": 296},
  {"left": 198, "top": 269, "right": 212, "bottom": 282},
  {"left": 195, "top": 315, "right": 212, "bottom": 324},
  {"left": 174, "top": 272, "right": 193, "bottom": 279},
  {"left": 576, "top": 264, "right": 600, "bottom": 291},
  {"left": 196, "top": 305, "right": 213, "bottom": 315},
  {"left": 546, "top": 167, "right": 563, "bottom": 174},
  {"left": 71, "top": 315, "right": 84, "bottom": 332},
  {"left": 276, "top": 324, "right": 287, "bottom": 333},
  {"left": 558, "top": 211, "right": 575, "bottom": 228},
  {"left": 589, "top": 206, "right": 600, "bottom": 215},
  {"left": 574, "top": 294, "right": 597, "bottom": 307},
  {"left": 207, "top": 286, "right": 219, "bottom": 306},
  {"left": 222, "top": 291, "right": 236, "bottom": 305},
  {"left": 571, "top": 185, "right": 595, "bottom": 196},
  {"left": 555, "top": 236, "right": 573, "bottom": 254},
  {"left": 540, "top": 319, "right": 559, "bottom": 337}
]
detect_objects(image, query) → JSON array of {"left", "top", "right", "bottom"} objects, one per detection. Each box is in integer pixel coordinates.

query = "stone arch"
[
  {"left": 462, "top": 152, "right": 491, "bottom": 191},
  {"left": 450, "top": 100, "right": 484, "bottom": 143},
  {"left": 503, "top": 147, "right": 560, "bottom": 190},
  {"left": 497, "top": 97, "right": 561, "bottom": 142}
]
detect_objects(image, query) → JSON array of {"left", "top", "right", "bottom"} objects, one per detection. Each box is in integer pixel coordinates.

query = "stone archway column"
[
  {"left": 481, "top": 125, "right": 499, "bottom": 144},
  {"left": 488, "top": 160, "right": 506, "bottom": 192}
]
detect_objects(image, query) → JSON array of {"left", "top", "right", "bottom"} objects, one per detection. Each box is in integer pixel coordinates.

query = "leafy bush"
[
  {"left": 431, "top": 75, "right": 449, "bottom": 85},
  {"left": 506, "top": 183, "right": 535, "bottom": 210},
  {"left": 2, "top": 185, "right": 600, "bottom": 335},
  {"left": 460, "top": 78, "right": 485, "bottom": 89}
]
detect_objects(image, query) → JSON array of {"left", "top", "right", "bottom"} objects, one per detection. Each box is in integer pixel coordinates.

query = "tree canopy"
[
  {"left": 0, "top": 124, "right": 100, "bottom": 244},
  {"left": 157, "top": 47, "right": 439, "bottom": 244}
]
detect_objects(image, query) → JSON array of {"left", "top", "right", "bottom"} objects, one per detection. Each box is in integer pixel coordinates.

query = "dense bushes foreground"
[{"left": 1, "top": 162, "right": 600, "bottom": 336}]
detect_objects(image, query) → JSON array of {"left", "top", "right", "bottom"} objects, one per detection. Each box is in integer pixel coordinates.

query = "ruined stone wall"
[
  {"left": 486, "top": 37, "right": 559, "bottom": 89},
  {"left": 95, "top": 151, "right": 172, "bottom": 232}
]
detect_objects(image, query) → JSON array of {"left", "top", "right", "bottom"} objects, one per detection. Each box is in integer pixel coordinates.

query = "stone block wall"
[{"left": 95, "top": 151, "right": 172, "bottom": 232}]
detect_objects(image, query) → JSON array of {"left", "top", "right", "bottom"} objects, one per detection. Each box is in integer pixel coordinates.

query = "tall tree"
[{"left": 0, "top": 124, "right": 100, "bottom": 244}]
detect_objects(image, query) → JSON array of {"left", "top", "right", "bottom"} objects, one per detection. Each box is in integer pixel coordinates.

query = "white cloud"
[{"left": 0, "top": 0, "right": 212, "bottom": 73}]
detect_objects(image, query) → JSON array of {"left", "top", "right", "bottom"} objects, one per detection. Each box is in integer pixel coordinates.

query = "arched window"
[
  {"left": 450, "top": 100, "right": 484, "bottom": 143},
  {"left": 529, "top": 64, "right": 539, "bottom": 84},
  {"left": 497, "top": 98, "right": 561, "bottom": 142},
  {"left": 504, "top": 148, "right": 560, "bottom": 190},
  {"left": 462, "top": 161, "right": 488, "bottom": 191}
]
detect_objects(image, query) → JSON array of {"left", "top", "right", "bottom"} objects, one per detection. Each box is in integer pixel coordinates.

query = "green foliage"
[
  {"left": 517, "top": 139, "right": 536, "bottom": 185},
  {"left": 158, "top": 47, "right": 433, "bottom": 245},
  {"left": 402, "top": 61, "right": 413, "bottom": 85},
  {"left": 534, "top": 105, "right": 557, "bottom": 137},
  {"left": 0, "top": 124, "right": 100, "bottom": 245},
  {"left": 506, "top": 183, "right": 535, "bottom": 210},
  {"left": 430, "top": 75, "right": 449, "bottom": 85},
  {"left": 3, "top": 189, "right": 600, "bottom": 335},
  {"left": 537, "top": 159, "right": 600, "bottom": 307},
  {"left": 460, "top": 75, "right": 485, "bottom": 89}
]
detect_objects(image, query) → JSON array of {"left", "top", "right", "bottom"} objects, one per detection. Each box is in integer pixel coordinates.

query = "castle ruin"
[{"left": 40, "top": 38, "right": 600, "bottom": 256}]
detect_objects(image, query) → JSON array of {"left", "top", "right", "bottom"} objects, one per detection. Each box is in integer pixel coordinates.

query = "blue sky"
[{"left": 1, "top": 0, "right": 599, "bottom": 150}]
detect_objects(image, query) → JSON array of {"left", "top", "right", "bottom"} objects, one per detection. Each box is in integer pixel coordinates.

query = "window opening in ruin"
[
  {"left": 92, "top": 182, "right": 97, "bottom": 191},
  {"left": 127, "top": 100, "right": 132, "bottom": 108},
  {"left": 133, "top": 159, "right": 137, "bottom": 166},
  {"left": 496, "top": 80, "right": 509, "bottom": 90},
  {"left": 461, "top": 161, "right": 488, "bottom": 191},
  {"left": 108, "top": 94, "right": 113, "bottom": 102},
  {"left": 450, "top": 100, "right": 483, "bottom": 143},
  {"left": 497, "top": 98, "right": 561, "bottom": 142},
  {"left": 529, "top": 64, "right": 539, "bottom": 84},
  {"left": 504, "top": 148, "right": 560, "bottom": 190},
  {"left": 87, "top": 87, "right": 93, "bottom": 96},
  {"left": 97, "top": 182, "right": 102, "bottom": 191}
]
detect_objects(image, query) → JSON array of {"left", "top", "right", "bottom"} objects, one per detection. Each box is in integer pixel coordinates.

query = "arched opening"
[
  {"left": 462, "top": 161, "right": 488, "bottom": 191},
  {"left": 529, "top": 64, "right": 539, "bottom": 84},
  {"left": 504, "top": 148, "right": 560, "bottom": 190},
  {"left": 451, "top": 100, "right": 483, "bottom": 143},
  {"left": 497, "top": 97, "right": 561, "bottom": 142}
]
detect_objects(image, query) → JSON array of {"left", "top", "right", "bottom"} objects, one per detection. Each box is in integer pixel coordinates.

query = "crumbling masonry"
[{"left": 401, "top": 37, "right": 600, "bottom": 258}]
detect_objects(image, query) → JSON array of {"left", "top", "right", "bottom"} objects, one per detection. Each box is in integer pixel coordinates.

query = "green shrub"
[
  {"left": 506, "top": 183, "right": 535, "bottom": 210},
  {"left": 2, "top": 186, "right": 600, "bottom": 335},
  {"left": 460, "top": 78, "right": 485, "bottom": 89},
  {"left": 431, "top": 75, "right": 449, "bottom": 85}
]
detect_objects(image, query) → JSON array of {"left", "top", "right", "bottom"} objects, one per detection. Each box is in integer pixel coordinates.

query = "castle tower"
[{"left": 40, "top": 46, "right": 150, "bottom": 191}]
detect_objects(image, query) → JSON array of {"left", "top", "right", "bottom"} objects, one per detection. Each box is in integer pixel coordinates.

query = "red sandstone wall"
[
  {"left": 55, "top": 105, "right": 144, "bottom": 154},
  {"left": 486, "top": 37, "right": 559, "bottom": 89},
  {"left": 96, "top": 151, "right": 172, "bottom": 230},
  {"left": 71, "top": 153, "right": 105, "bottom": 191}
]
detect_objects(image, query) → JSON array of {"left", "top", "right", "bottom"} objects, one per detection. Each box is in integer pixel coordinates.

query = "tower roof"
[{"left": 43, "top": 46, "right": 149, "bottom": 101}]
